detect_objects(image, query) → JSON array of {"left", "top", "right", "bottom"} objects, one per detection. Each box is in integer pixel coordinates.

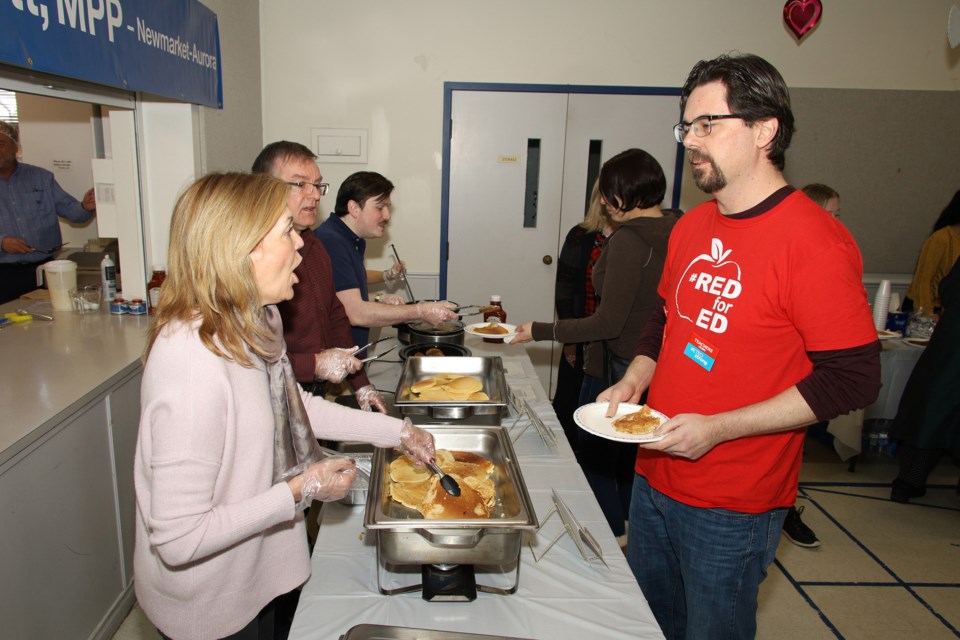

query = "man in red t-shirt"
[{"left": 600, "top": 54, "right": 880, "bottom": 640}]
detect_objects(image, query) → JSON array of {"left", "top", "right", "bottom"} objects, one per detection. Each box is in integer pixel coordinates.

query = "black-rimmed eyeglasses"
[
  {"left": 673, "top": 114, "right": 746, "bottom": 144},
  {"left": 286, "top": 181, "right": 329, "bottom": 196}
]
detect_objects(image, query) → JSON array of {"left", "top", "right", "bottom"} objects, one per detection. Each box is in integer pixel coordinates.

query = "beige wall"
[
  {"left": 198, "top": 0, "right": 263, "bottom": 173},
  {"left": 259, "top": 1, "right": 960, "bottom": 275}
]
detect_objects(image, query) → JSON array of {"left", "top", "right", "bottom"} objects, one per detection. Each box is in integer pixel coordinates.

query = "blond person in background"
[
  {"left": 551, "top": 180, "right": 618, "bottom": 453},
  {"left": 514, "top": 148, "right": 677, "bottom": 544},
  {"left": 801, "top": 183, "right": 840, "bottom": 218},
  {"left": 133, "top": 172, "right": 435, "bottom": 640}
]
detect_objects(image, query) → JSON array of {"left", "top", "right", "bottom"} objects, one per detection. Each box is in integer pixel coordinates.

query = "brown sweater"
[{"left": 533, "top": 214, "right": 676, "bottom": 378}]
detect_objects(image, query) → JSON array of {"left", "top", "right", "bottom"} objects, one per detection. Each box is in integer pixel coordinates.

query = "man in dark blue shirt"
[{"left": 316, "top": 171, "right": 456, "bottom": 346}]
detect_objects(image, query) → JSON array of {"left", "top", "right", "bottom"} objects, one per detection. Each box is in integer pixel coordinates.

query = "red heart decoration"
[{"left": 783, "top": 0, "right": 822, "bottom": 40}]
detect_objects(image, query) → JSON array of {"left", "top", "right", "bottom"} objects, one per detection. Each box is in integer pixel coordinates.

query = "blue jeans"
[{"left": 627, "top": 475, "right": 787, "bottom": 640}]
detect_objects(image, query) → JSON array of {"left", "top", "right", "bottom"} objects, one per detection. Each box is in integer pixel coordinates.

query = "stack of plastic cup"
[{"left": 873, "top": 280, "right": 891, "bottom": 330}]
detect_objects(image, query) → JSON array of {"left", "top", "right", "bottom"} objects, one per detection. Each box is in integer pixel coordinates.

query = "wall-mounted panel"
[{"left": 785, "top": 88, "right": 960, "bottom": 275}]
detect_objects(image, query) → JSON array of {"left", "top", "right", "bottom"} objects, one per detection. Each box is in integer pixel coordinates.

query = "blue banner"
[{"left": 0, "top": 0, "right": 222, "bottom": 108}]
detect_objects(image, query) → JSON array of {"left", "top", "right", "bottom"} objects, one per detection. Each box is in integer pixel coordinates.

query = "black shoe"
[
  {"left": 890, "top": 478, "right": 926, "bottom": 503},
  {"left": 782, "top": 506, "right": 821, "bottom": 548}
]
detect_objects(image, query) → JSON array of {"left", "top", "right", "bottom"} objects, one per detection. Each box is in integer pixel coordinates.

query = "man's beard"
[{"left": 689, "top": 151, "right": 727, "bottom": 193}]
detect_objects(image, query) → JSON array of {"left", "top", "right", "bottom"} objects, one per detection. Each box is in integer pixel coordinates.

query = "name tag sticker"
[{"left": 683, "top": 331, "right": 719, "bottom": 372}]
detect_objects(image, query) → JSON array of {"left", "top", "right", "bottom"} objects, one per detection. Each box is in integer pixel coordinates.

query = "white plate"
[
  {"left": 464, "top": 322, "right": 518, "bottom": 341},
  {"left": 877, "top": 329, "right": 900, "bottom": 340},
  {"left": 573, "top": 402, "right": 668, "bottom": 443},
  {"left": 903, "top": 338, "right": 929, "bottom": 348}
]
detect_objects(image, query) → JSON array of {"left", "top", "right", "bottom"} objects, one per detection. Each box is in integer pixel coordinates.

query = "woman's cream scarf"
[{"left": 261, "top": 305, "right": 323, "bottom": 483}]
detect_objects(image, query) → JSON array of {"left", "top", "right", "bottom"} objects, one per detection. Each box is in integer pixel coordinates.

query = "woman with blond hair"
[
  {"left": 801, "top": 182, "right": 841, "bottom": 217},
  {"left": 552, "top": 181, "right": 618, "bottom": 452},
  {"left": 133, "top": 172, "right": 434, "bottom": 640},
  {"left": 514, "top": 149, "right": 677, "bottom": 544}
]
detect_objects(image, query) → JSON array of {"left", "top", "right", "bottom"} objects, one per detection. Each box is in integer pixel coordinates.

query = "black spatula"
[{"left": 426, "top": 461, "right": 461, "bottom": 496}]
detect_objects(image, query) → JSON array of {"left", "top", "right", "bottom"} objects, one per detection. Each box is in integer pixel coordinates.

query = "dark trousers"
[
  {"left": 552, "top": 348, "right": 585, "bottom": 454},
  {"left": 896, "top": 443, "right": 945, "bottom": 489},
  {"left": 157, "top": 589, "right": 299, "bottom": 640},
  {"left": 0, "top": 261, "right": 44, "bottom": 304}
]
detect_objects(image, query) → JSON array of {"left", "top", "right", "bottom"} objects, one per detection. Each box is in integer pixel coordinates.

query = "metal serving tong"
[
  {"left": 426, "top": 460, "right": 462, "bottom": 496},
  {"left": 354, "top": 335, "right": 392, "bottom": 357},
  {"left": 388, "top": 243, "right": 416, "bottom": 302},
  {"left": 359, "top": 343, "right": 398, "bottom": 364},
  {"left": 450, "top": 304, "right": 488, "bottom": 317},
  {"left": 317, "top": 445, "right": 371, "bottom": 478}
]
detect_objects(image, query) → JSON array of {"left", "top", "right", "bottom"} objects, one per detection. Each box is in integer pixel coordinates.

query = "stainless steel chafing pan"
[
  {"left": 393, "top": 356, "right": 508, "bottom": 425},
  {"left": 364, "top": 426, "right": 538, "bottom": 566}
]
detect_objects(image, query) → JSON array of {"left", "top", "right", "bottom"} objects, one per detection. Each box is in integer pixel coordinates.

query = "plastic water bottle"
[
  {"left": 100, "top": 253, "right": 117, "bottom": 303},
  {"left": 877, "top": 431, "right": 889, "bottom": 457}
]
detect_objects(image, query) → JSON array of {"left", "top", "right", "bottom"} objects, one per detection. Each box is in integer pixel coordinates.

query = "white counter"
[
  {"left": 0, "top": 296, "right": 147, "bottom": 640},
  {"left": 0, "top": 298, "right": 149, "bottom": 464},
  {"left": 289, "top": 333, "right": 665, "bottom": 640}
]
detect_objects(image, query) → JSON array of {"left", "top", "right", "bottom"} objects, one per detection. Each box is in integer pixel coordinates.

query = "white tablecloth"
[
  {"left": 288, "top": 333, "right": 664, "bottom": 640},
  {"left": 827, "top": 338, "right": 924, "bottom": 460}
]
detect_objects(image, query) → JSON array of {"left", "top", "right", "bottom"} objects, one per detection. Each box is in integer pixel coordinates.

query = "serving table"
[
  {"left": 827, "top": 338, "right": 925, "bottom": 460},
  {"left": 289, "top": 332, "right": 664, "bottom": 640}
]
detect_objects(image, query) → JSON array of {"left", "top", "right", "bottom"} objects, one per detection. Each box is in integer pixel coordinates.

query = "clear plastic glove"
[
  {"left": 291, "top": 457, "right": 357, "bottom": 510},
  {"left": 379, "top": 294, "right": 406, "bottom": 306},
  {"left": 383, "top": 261, "right": 407, "bottom": 285},
  {"left": 314, "top": 347, "right": 363, "bottom": 383},
  {"left": 416, "top": 301, "right": 458, "bottom": 327},
  {"left": 398, "top": 417, "right": 435, "bottom": 465},
  {"left": 356, "top": 384, "right": 387, "bottom": 412}
]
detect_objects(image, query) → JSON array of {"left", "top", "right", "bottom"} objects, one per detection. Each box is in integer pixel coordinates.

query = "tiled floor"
[
  {"left": 113, "top": 435, "right": 960, "bottom": 640},
  {"left": 756, "top": 437, "right": 960, "bottom": 639}
]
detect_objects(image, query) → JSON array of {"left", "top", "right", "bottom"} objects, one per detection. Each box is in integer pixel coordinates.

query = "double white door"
[{"left": 445, "top": 88, "right": 682, "bottom": 396}]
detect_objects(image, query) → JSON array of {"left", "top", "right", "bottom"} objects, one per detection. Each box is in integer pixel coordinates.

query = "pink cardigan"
[{"left": 133, "top": 321, "right": 403, "bottom": 639}]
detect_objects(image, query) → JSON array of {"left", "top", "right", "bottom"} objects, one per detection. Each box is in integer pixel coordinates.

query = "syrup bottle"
[
  {"left": 482, "top": 295, "right": 507, "bottom": 343},
  {"left": 147, "top": 265, "right": 167, "bottom": 315}
]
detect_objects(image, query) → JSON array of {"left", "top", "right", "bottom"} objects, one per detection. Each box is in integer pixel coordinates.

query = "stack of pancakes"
[
  {"left": 400, "top": 374, "right": 489, "bottom": 401},
  {"left": 474, "top": 323, "right": 509, "bottom": 335},
  {"left": 389, "top": 449, "right": 497, "bottom": 519}
]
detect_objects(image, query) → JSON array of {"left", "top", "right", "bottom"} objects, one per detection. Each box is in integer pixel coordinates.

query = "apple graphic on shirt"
[{"left": 674, "top": 238, "right": 743, "bottom": 334}]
